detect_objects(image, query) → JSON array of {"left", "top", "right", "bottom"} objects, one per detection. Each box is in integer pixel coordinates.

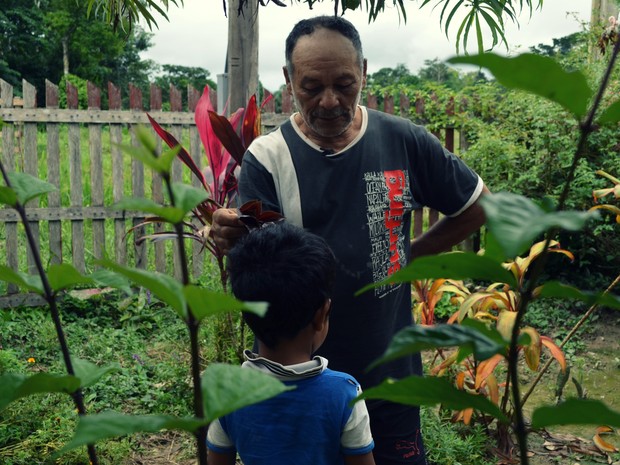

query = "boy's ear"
[{"left": 312, "top": 299, "right": 331, "bottom": 331}]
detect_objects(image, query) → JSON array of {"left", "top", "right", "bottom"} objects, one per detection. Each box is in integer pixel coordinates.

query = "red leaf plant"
[{"left": 138, "top": 85, "right": 281, "bottom": 289}]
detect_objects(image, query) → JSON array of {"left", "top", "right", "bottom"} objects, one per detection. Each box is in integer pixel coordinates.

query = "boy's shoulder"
[{"left": 318, "top": 368, "right": 363, "bottom": 396}]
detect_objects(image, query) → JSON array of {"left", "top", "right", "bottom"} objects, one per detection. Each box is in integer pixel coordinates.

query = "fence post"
[
  {"left": 150, "top": 84, "right": 167, "bottom": 275},
  {"left": 169, "top": 84, "right": 183, "bottom": 281},
  {"left": 23, "top": 80, "right": 41, "bottom": 275},
  {"left": 88, "top": 82, "right": 106, "bottom": 265},
  {"left": 129, "top": 83, "right": 147, "bottom": 270},
  {"left": 188, "top": 85, "right": 205, "bottom": 282},
  {"left": 46, "top": 80, "right": 62, "bottom": 266},
  {"left": 108, "top": 82, "right": 127, "bottom": 267},
  {"left": 399, "top": 92, "right": 410, "bottom": 118},
  {"left": 384, "top": 93, "right": 394, "bottom": 115},
  {"left": 1, "top": 79, "right": 18, "bottom": 294}
]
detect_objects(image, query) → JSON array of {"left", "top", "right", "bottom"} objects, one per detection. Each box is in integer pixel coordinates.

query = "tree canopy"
[{"left": 87, "top": 0, "right": 544, "bottom": 54}]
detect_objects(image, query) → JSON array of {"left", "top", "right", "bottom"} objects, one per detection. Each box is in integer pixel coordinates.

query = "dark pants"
[{"left": 367, "top": 400, "right": 427, "bottom": 465}]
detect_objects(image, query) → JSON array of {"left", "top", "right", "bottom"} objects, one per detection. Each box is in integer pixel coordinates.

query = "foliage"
[{"left": 91, "top": 0, "right": 544, "bottom": 55}]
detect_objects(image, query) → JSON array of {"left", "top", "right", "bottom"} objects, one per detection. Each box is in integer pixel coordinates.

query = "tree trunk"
[
  {"left": 62, "top": 36, "right": 70, "bottom": 75},
  {"left": 591, "top": 0, "right": 619, "bottom": 28},
  {"left": 227, "top": 0, "right": 259, "bottom": 113}
]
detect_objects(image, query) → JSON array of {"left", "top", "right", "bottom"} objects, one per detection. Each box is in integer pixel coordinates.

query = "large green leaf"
[
  {"left": 0, "top": 186, "right": 17, "bottom": 207},
  {"left": 115, "top": 197, "right": 185, "bottom": 224},
  {"left": 59, "top": 412, "right": 205, "bottom": 454},
  {"left": 0, "top": 265, "right": 44, "bottom": 294},
  {"left": 184, "top": 285, "right": 268, "bottom": 322},
  {"left": 90, "top": 269, "right": 132, "bottom": 295},
  {"left": 170, "top": 183, "right": 209, "bottom": 216},
  {"left": 73, "top": 358, "right": 121, "bottom": 389},
  {"left": 356, "top": 252, "right": 516, "bottom": 296},
  {"left": 0, "top": 373, "right": 81, "bottom": 411},
  {"left": 482, "top": 193, "right": 597, "bottom": 258},
  {"left": 357, "top": 375, "right": 508, "bottom": 423},
  {"left": 48, "top": 263, "right": 94, "bottom": 292},
  {"left": 531, "top": 398, "right": 620, "bottom": 428},
  {"left": 5, "top": 172, "right": 56, "bottom": 206},
  {"left": 202, "top": 364, "right": 293, "bottom": 422},
  {"left": 597, "top": 100, "right": 620, "bottom": 125},
  {"left": 539, "top": 281, "right": 620, "bottom": 310},
  {"left": 96, "top": 259, "right": 187, "bottom": 319},
  {"left": 119, "top": 127, "right": 180, "bottom": 176},
  {"left": 367, "top": 320, "right": 506, "bottom": 372},
  {"left": 448, "top": 53, "right": 592, "bottom": 119}
]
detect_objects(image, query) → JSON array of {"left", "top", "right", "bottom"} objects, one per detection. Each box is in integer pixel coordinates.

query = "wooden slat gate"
[{"left": 0, "top": 79, "right": 466, "bottom": 308}]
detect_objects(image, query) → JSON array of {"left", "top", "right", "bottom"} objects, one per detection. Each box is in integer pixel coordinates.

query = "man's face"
[{"left": 284, "top": 28, "right": 366, "bottom": 141}]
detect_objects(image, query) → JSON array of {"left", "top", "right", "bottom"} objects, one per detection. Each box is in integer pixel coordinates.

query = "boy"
[{"left": 207, "top": 222, "right": 375, "bottom": 465}]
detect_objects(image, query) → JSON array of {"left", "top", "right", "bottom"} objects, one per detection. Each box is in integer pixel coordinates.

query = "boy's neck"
[{"left": 257, "top": 339, "right": 315, "bottom": 366}]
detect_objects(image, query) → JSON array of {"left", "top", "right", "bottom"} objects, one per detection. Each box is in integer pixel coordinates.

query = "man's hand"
[{"left": 212, "top": 208, "right": 248, "bottom": 255}]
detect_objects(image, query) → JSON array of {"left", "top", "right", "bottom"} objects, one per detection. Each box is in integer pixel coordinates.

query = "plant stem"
[
  {"left": 0, "top": 162, "right": 99, "bottom": 465},
  {"left": 509, "top": 35, "right": 620, "bottom": 465},
  {"left": 166, "top": 178, "right": 208, "bottom": 465},
  {"left": 521, "top": 273, "right": 620, "bottom": 406}
]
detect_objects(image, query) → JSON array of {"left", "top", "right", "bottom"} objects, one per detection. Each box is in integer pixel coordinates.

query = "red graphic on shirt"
[
  {"left": 394, "top": 430, "right": 421, "bottom": 459},
  {"left": 384, "top": 170, "right": 406, "bottom": 276}
]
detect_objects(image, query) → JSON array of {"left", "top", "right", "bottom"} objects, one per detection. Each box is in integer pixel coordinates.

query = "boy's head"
[{"left": 227, "top": 222, "right": 336, "bottom": 350}]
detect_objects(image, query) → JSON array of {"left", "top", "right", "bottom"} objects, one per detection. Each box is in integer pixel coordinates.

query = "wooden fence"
[{"left": 0, "top": 79, "right": 464, "bottom": 308}]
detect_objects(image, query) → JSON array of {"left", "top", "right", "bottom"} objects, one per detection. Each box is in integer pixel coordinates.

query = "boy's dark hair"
[
  {"left": 227, "top": 222, "right": 336, "bottom": 349},
  {"left": 285, "top": 15, "right": 364, "bottom": 76}
]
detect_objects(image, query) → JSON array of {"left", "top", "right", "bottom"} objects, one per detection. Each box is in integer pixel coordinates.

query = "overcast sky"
[{"left": 141, "top": 1, "right": 592, "bottom": 91}]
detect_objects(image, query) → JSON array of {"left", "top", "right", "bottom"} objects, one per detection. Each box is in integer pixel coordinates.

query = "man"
[{"left": 212, "top": 15, "right": 490, "bottom": 465}]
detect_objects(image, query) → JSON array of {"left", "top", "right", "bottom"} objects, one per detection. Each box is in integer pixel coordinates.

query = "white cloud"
[{"left": 142, "top": 1, "right": 591, "bottom": 91}]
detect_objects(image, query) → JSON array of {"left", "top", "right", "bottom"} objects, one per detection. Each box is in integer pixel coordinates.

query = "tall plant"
[
  {"left": 0, "top": 125, "right": 290, "bottom": 464},
  {"left": 354, "top": 40, "right": 620, "bottom": 464}
]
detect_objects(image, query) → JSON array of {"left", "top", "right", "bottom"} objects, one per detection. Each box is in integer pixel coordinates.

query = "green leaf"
[
  {"left": 356, "top": 252, "right": 516, "bottom": 296},
  {"left": 96, "top": 259, "right": 187, "bottom": 319},
  {"left": 0, "top": 373, "right": 81, "bottom": 411},
  {"left": 0, "top": 186, "right": 17, "bottom": 207},
  {"left": 90, "top": 269, "right": 132, "bottom": 295},
  {"left": 538, "top": 281, "right": 620, "bottom": 310},
  {"left": 367, "top": 321, "right": 506, "bottom": 372},
  {"left": 6, "top": 172, "right": 56, "bottom": 206},
  {"left": 115, "top": 197, "right": 185, "bottom": 224},
  {"left": 598, "top": 100, "right": 620, "bottom": 125},
  {"left": 531, "top": 398, "right": 620, "bottom": 428},
  {"left": 202, "top": 364, "right": 293, "bottom": 422},
  {"left": 73, "top": 358, "right": 121, "bottom": 389},
  {"left": 184, "top": 285, "right": 268, "bottom": 322},
  {"left": 358, "top": 375, "right": 508, "bottom": 423},
  {"left": 482, "top": 193, "right": 598, "bottom": 258},
  {"left": 170, "top": 183, "right": 209, "bottom": 216},
  {"left": 0, "top": 265, "right": 44, "bottom": 294},
  {"left": 448, "top": 53, "right": 592, "bottom": 119},
  {"left": 60, "top": 412, "right": 205, "bottom": 454},
  {"left": 48, "top": 264, "right": 94, "bottom": 292}
]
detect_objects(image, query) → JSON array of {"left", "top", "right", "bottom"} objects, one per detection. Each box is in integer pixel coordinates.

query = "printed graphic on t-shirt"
[{"left": 364, "top": 170, "right": 413, "bottom": 298}]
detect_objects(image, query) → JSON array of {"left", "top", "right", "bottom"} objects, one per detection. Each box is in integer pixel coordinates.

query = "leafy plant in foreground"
[
  {"left": 0, "top": 126, "right": 290, "bottom": 465},
  {"left": 356, "top": 46, "right": 620, "bottom": 464}
]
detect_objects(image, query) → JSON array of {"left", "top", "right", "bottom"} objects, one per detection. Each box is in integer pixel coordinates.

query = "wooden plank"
[
  {"left": 189, "top": 84, "right": 204, "bottom": 281},
  {"left": 281, "top": 91, "right": 293, "bottom": 114},
  {"left": 400, "top": 92, "right": 410, "bottom": 118},
  {"left": 23, "top": 80, "right": 40, "bottom": 274},
  {"left": 169, "top": 85, "right": 183, "bottom": 280},
  {"left": 88, "top": 82, "right": 105, "bottom": 264},
  {"left": 45, "top": 80, "right": 62, "bottom": 265},
  {"left": 109, "top": 82, "right": 127, "bottom": 266},
  {"left": 384, "top": 94, "right": 394, "bottom": 115},
  {"left": 1, "top": 79, "right": 18, "bottom": 293},
  {"left": 0, "top": 108, "right": 196, "bottom": 125},
  {"left": 366, "top": 92, "right": 377, "bottom": 110},
  {"left": 150, "top": 85, "right": 166, "bottom": 274},
  {"left": 129, "top": 84, "right": 147, "bottom": 270},
  {"left": 0, "top": 206, "right": 154, "bottom": 222},
  {"left": 67, "top": 81, "right": 85, "bottom": 273}
]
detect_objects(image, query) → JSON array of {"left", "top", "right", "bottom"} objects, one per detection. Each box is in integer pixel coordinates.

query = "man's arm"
[
  {"left": 345, "top": 452, "right": 376, "bottom": 465},
  {"left": 410, "top": 185, "right": 491, "bottom": 261}
]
